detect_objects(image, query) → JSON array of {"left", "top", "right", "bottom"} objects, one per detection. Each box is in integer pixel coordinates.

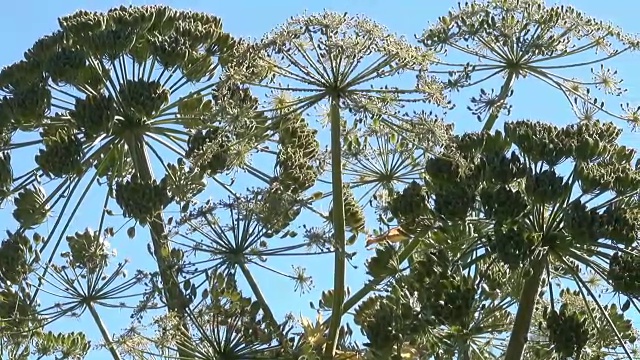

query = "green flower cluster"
[
  {"left": 425, "top": 120, "right": 640, "bottom": 268},
  {"left": 0, "top": 231, "right": 34, "bottom": 285},
  {"left": 116, "top": 79, "right": 170, "bottom": 120},
  {"left": 12, "top": 185, "right": 49, "bottom": 229},
  {"left": 0, "top": 62, "right": 51, "bottom": 125},
  {"left": 425, "top": 154, "right": 481, "bottom": 221},
  {"left": 70, "top": 93, "right": 116, "bottom": 139},
  {"left": 404, "top": 250, "right": 476, "bottom": 328},
  {"left": 546, "top": 303, "right": 591, "bottom": 358},
  {"left": 354, "top": 294, "right": 416, "bottom": 358},
  {"left": 358, "top": 249, "right": 477, "bottom": 354},
  {"left": 486, "top": 221, "right": 538, "bottom": 270},
  {"left": 275, "top": 114, "right": 320, "bottom": 194},
  {"left": 0, "top": 150, "right": 12, "bottom": 202},
  {"left": 114, "top": 175, "right": 172, "bottom": 225},
  {"left": 384, "top": 119, "right": 640, "bottom": 305},
  {"left": 0, "top": 4, "right": 237, "bottom": 178},
  {"left": 56, "top": 6, "right": 232, "bottom": 72},
  {"left": 608, "top": 251, "right": 640, "bottom": 298},
  {"left": 185, "top": 127, "right": 233, "bottom": 175},
  {"left": 328, "top": 184, "right": 365, "bottom": 233},
  {"left": 64, "top": 229, "right": 111, "bottom": 273},
  {"left": 211, "top": 83, "right": 267, "bottom": 139},
  {"left": 256, "top": 185, "right": 302, "bottom": 236},
  {"left": 0, "top": 288, "right": 39, "bottom": 342},
  {"left": 35, "top": 126, "right": 84, "bottom": 178},
  {"left": 388, "top": 180, "right": 429, "bottom": 233}
]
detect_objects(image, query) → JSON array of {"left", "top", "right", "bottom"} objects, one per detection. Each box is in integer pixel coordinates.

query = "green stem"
[
  {"left": 482, "top": 71, "right": 516, "bottom": 132},
  {"left": 503, "top": 257, "right": 547, "bottom": 360},
  {"left": 321, "top": 70, "right": 514, "bottom": 353},
  {"left": 125, "top": 136, "right": 194, "bottom": 359},
  {"left": 321, "top": 72, "right": 514, "bottom": 334},
  {"left": 322, "top": 235, "right": 422, "bottom": 328},
  {"left": 87, "top": 302, "right": 123, "bottom": 360},
  {"left": 238, "top": 262, "right": 281, "bottom": 337},
  {"left": 324, "top": 95, "right": 347, "bottom": 359}
]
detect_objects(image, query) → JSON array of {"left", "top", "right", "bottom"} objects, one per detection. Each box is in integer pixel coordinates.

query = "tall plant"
[
  {"left": 0, "top": 5, "right": 264, "bottom": 359},
  {"left": 2, "top": 2, "right": 640, "bottom": 360},
  {"left": 361, "top": 119, "right": 640, "bottom": 360},
  {"left": 419, "top": 0, "right": 640, "bottom": 131},
  {"left": 181, "top": 11, "right": 453, "bottom": 359},
  {"left": 0, "top": 6, "right": 452, "bottom": 360},
  {"left": 354, "top": 1, "right": 640, "bottom": 359}
]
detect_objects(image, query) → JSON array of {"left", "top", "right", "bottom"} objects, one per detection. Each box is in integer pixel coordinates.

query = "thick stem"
[
  {"left": 482, "top": 71, "right": 516, "bottom": 132},
  {"left": 126, "top": 137, "right": 194, "bottom": 359},
  {"left": 238, "top": 262, "right": 281, "bottom": 336},
  {"left": 87, "top": 302, "right": 123, "bottom": 360},
  {"left": 324, "top": 95, "right": 348, "bottom": 359},
  {"left": 503, "top": 257, "right": 547, "bottom": 360}
]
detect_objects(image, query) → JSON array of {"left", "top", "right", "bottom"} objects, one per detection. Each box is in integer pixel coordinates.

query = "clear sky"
[{"left": 1, "top": 0, "right": 640, "bottom": 359}]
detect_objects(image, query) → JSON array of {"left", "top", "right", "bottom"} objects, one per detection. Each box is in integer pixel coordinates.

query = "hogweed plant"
[
  {"left": 0, "top": 5, "right": 261, "bottom": 359},
  {"left": 526, "top": 287, "right": 638, "bottom": 359},
  {"left": 1, "top": 2, "right": 640, "bottom": 360},
  {"left": 238, "top": 11, "right": 452, "bottom": 358},
  {"left": 366, "top": 119, "right": 640, "bottom": 359},
  {"left": 419, "top": 0, "right": 640, "bottom": 131},
  {"left": 0, "top": 5, "right": 452, "bottom": 360}
]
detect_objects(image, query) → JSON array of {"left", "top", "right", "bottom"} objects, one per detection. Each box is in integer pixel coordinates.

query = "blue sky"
[{"left": 2, "top": 0, "right": 640, "bottom": 358}]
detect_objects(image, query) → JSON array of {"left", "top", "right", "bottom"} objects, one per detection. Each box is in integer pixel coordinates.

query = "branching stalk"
[
  {"left": 324, "top": 68, "right": 514, "bottom": 329},
  {"left": 482, "top": 71, "right": 516, "bottom": 132},
  {"left": 87, "top": 302, "right": 123, "bottom": 360},
  {"left": 238, "top": 262, "right": 281, "bottom": 338},
  {"left": 503, "top": 256, "right": 547, "bottom": 360},
  {"left": 324, "top": 95, "right": 347, "bottom": 359},
  {"left": 126, "top": 136, "right": 194, "bottom": 359},
  {"left": 322, "top": 233, "right": 423, "bottom": 327}
]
